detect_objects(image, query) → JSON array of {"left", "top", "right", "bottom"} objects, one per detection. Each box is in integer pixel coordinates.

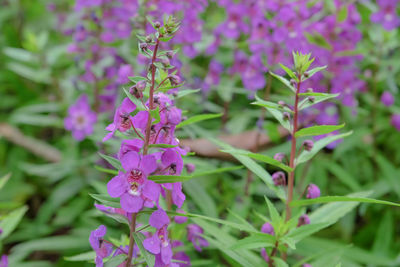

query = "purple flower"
[
  {"left": 116, "top": 64, "right": 134, "bottom": 84},
  {"left": 143, "top": 209, "right": 173, "bottom": 265},
  {"left": 371, "top": 0, "right": 400, "bottom": 31},
  {"left": 203, "top": 60, "right": 224, "bottom": 93},
  {"left": 103, "top": 98, "right": 136, "bottom": 141},
  {"left": 160, "top": 149, "right": 184, "bottom": 176},
  {"left": 172, "top": 241, "right": 191, "bottom": 267},
  {"left": 89, "top": 225, "right": 113, "bottom": 267},
  {"left": 185, "top": 163, "right": 196, "bottom": 174},
  {"left": 218, "top": 3, "right": 249, "bottom": 39},
  {"left": 391, "top": 114, "right": 400, "bottom": 131},
  {"left": 107, "top": 151, "right": 159, "bottom": 213},
  {"left": 273, "top": 153, "right": 285, "bottom": 162},
  {"left": 272, "top": 171, "right": 286, "bottom": 186},
  {"left": 174, "top": 209, "right": 188, "bottom": 224},
  {"left": 187, "top": 224, "right": 209, "bottom": 252},
  {"left": 298, "top": 214, "right": 310, "bottom": 227},
  {"left": 261, "top": 222, "right": 275, "bottom": 235},
  {"left": 306, "top": 184, "right": 320, "bottom": 199},
  {"left": 119, "top": 138, "right": 144, "bottom": 159},
  {"left": 302, "top": 264, "right": 312, "bottom": 267},
  {"left": 0, "top": 255, "right": 7, "bottom": 267},
  {"left": 64, "top": 94, "right": 97, "bottom": 141},
  {"left": 381, "top": 91, "right": 394, "bottom": 106}
]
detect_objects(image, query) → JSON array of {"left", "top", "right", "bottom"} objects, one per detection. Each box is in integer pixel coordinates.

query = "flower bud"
[
  {"left": 272, "top": 171, "right": 286, "bottom": 186},
  {"left": 306, "top": 184, "right": 320, "bottom": 199},
  {"left": 297, "top": 214, "right": 310, "bottom": 227},
  {"left": 166, "top": 51, "right": 174, "bottom": 59},
  {"left": 304, "top": 72, "right": 309, "bottom": 78},
  {"left": 306, "top": 88, "right": 313, "bottom": 93},
  {"left": 308, "top": 96, "right": 315, "bottom": 103},
  {"left": 174, "top": 209, "right": 188, "bottom": 224},
  {"left": 136, "top": 80, "right": 147, "bottom": 91},
  {"left": 261, "top": 222, "right": 275, "bottom": 235},
  {"left": 302, "top": 264, "right": 312, "bottom": 267},
  {"left": 303, "top": 140, "right": 314, "bottom": 151},
  {"left": 145, "top": 35, "right": 152, "bottom": 43},
  {"left": 129, "top": 86, "right": 143, "bottom": 99},
  {"left": 273, "top": 153, "right": 285, "bottom": 162},
  {"left": 261, "top": 248, "right": 269, "bottom": 263},
  {"left": 168, "top": 75, "right": 181, "bottom": 85},
  {"left": 278, "top": 100, "right": 286, "bottom": 107},
  {"left": 154, "top": 21, "right": 161, "bottom": 28},
  {"left": 290, "top": 79, "right": 296, "bottom": 86},
  {"left": 185, "top": 163, "right": 196, "bottom": 174},
  {"left": 140, "top": 43, "right": 148, "bottom": 51},
  {"left": 161, "top": 57, "right": 170, "bottom": 67},
  {"left": 283, "top": 112, "right": 290, "bottom": 121}
]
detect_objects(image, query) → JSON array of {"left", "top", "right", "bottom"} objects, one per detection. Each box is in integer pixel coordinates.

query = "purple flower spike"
[
  {"left": 261, "top": 222, "right": 275, "bottom": 235},
  {"left": 381, "top": 91, "right": 394, "bottom": 107},
  {"left": 187, "top": 224, "right": 209, "bottom": 252},
  {"left": 174, "top": 209, "right": 188, "bottom": 224},
  {"left": 298, "top": 214, "right": 311, "bottom": 227},
  {"left": 306, "top": 184, "right": 320, "bottom": 199},
  {"left": 272, "top": 171, "right": 286, "bottom": 186},
  {"left": 64, "top": 94, "right": 97, "bottom": 141}
]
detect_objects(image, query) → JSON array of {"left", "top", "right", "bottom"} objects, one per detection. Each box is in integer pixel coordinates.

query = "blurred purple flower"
[
  {"left": 381, "top": 91, "right": 394, "bottom": 106},
  {"left": 187, "top": 224, "right": 209, "bottom": 252}
]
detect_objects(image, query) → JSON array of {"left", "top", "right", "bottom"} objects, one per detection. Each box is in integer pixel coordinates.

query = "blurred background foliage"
[{"left": 0, "top": 0, "right": 399, "bottom": 266}]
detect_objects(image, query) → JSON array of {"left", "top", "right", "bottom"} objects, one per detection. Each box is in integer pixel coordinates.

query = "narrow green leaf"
[
  {"left": 105, "top": 254, "right": 126, "bottom": 267},
  {"left": 337, "top": 5, "right": 348, "bottom": 22},
  {"left": 272, "top": 257, "right": 289, "bottom": 267},
  {"left": 128, "top": 76, "right": 147, "bottom": 83},
  {"left": 98, "top": 153, "right": 123, "bottom": 172},
  {"left": 94, "top": 165, "right": 118, "bottom": 175},
  {"left": 270, "top": 71, "right": 296, "bottom": 93},
  {"left": 279, "top": 63, "right": 297, "bottom": 81},
  {"left": 298, "top": 92, "right": 339, "bottom": 110},
  {"left": 0, "top": 172, "right": 11, "bottom": 190},
  {"left": 305, "top": 32, "right": 332, "bottom": 50},
  {"left": 176, "top": 89, "right": 200, "bottom": 98},
  {"left": 148, "top": 144, "right": 177, "bottom": 148},
  {"left": 133, "top": 232, "right": 155, "bottom": 267},
  {"left": 0, "top": 206, "right": 28, "bottom": 240},
  {"left": 89, "top": 193, "right": 120, "bottom": 208},
  {"left": 296, "top": 131, "right": 353, "bottom": 165},
  {"left": 295, "top": 124, "right": 345, "bottom": 138},
  {"left": 176, "top": 113, "right": 222, "bottom": 128},
  {"left": 252, "top": 94, "right": 293, "bottom": 113},
  {"left": 230, "top": 233, "right": 275, "bottom": 250},
  {"left": 192, "top": 166, "right": 244, "bottom": 177},
  {"left": 221, "top": 149, "right": 293, "bottom": 172},
  {"left": 291, "top": 196, "right": 400, "bottom": 208},
  {"left": 148, "top": 175, "right": 192, "bottom": 183},
  {"left": 64, "top": 251, "right": 96, "bottom": 262},
  {"left": 286, "top": 222, "right": 331, "bottom": 243},
  {"left": 305, "top": 66, "right": 327, "bottom": 79},
  {"left": 264, "top": 196, "right": 281, "bottom": 226}
]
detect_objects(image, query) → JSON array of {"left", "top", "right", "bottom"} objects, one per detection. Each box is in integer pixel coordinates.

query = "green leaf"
[
  {"left": 272, "top": 257, "right": 289, "bottom": 267},
  {"left": 305, "top": 65, "right": 327, "bottom": 79},
  {"left": 290, "top": 196, "right": 400, "bottom": 208},
  {"left": 296, "top": 131, "right": 353, "bottom": 165},
  {"left": 105, "top": 254, "right": 126, "bottom": 267},
  {"left": 133, "top": 232, "right": 155, "bottom": 267},
  {"left": 230, "top": 233, "right": 275, "bottom": 250},
  {"left": 298, "top": 92, "right": 339, "bottom": 110},
  {"left": 295, "top": 124, "right": 345, "bottom": 138},
  {"left": 264, "top": 196, "right": 281, "bottom": 226},
  {"left": 270, "top": 71, "right": 296, "bottom": 93},
  {"left": 0, "top": 206, "right": 28, "bottom": 240},
  {"left": 305, "top": 32, "right": 332, "bottom": 50},
  {"left": 221, "top": 149, "right": 293, "bottom": 172},
  {"left": 176, "top": 89, "right": 200, "bottom": 98},
  {"left": 252, "top": 94, "right": 293, "bottom": 113},
  {"left": 94, "top": 165, "right": 118, "bottom": 175},
  {"left": 98, "top": 153, "right": 123, "bottom": 172},
  {"left": 337, "top": 5, "right": 348, "bottom": 22},
  {"left": 148, "top": 175, "right": 192, "bottom": 183},
  {"left": 149, "top": 106, "right": 161, "bottom": 124},
  {"left": 286, "top": 222, "right": 331, "bottom": 243},
  {"left": 64, "top": 251, "right": 96, "bottom": 262},
  {"left": 148, "top": 144, "right": 177, "bottom": 148},
  {"left": 279, "top": 63, "right": 297, "bottom": 81},
  {"left": 128, "top": 76, "right": 148, "bottom": 83},
  {"left": 89, "top": 194, "right": 121, "bottom": 208},
  {"left": 373, "top": 211, "right": 393, "bottom": 256},
  {"left": 176, "top": 113, "right": 222, "bottom": 128},
  {"left": 192, "top": 166, "right": 244, "bottom": 177},
  {"left": 0, "top": 172, "right": 11, "bottom": 190},
  {"left": 309, "top": 191, "right": 372, "bottom": 226},
  {"left": 3, "top": 47, "right": 36, "bottom": 62}
]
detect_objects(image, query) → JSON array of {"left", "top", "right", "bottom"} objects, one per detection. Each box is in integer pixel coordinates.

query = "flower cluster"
[
  {"left": 371, "top": 0, "right": 400, "bottom": 31},
  {"left": 89, "top": 18, "right": 207, "bottom": 267}
]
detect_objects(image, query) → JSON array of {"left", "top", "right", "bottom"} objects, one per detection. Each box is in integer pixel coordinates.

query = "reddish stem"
[
  {"left": 285, "top": 75, "right": 302, "bottom": 222},
  {"left": 126, "top": 37, "right": 160, "bottom": 267}
]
